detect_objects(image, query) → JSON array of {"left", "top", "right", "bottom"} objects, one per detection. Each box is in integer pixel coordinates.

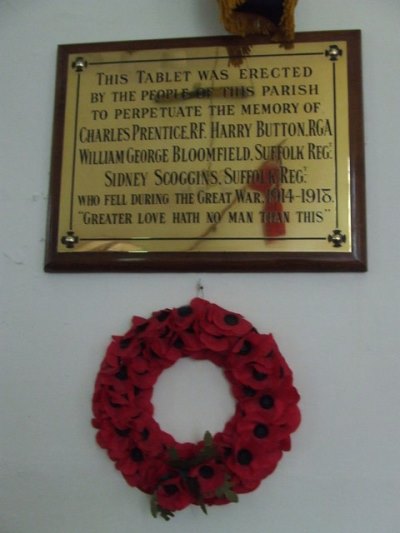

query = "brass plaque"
[{"left": 45, "top": 31, "right": 366, "bottom": 272}]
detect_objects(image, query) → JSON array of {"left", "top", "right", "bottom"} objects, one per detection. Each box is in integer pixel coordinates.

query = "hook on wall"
[{"left": 196, "top": 279, "right": 204, "bottom": 298}]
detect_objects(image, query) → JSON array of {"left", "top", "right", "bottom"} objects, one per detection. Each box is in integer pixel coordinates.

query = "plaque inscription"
[{"left": 45, "top": 31, "right": 366, "bottom": 271}]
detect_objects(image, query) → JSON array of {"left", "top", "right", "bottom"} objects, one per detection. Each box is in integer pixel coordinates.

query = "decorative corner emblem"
[
  {"left": 72, "top": 57, "right": 88, "bottom": 72},
  {"left": 328, "top": 229, "right": 346, "bottom": 248},
  {"left": 61, "top": 231, "right": 79, "bottom": 248},
  {"left": 325, "top": 44, "right": 343, "bottom": 61}
]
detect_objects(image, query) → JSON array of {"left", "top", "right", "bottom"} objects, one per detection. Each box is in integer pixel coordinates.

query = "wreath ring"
[{"left": 92, "top": 298, "right": 301, "bottom": 520}]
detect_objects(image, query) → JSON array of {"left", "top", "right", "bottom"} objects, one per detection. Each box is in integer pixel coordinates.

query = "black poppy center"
[
  {"left": 160, "top": 326, "right": 170, "bottom": 338},
  {"left": 178, "top": 305, "right": 193, "bottom": 317},
  {"left": 253, "top": 423, "right": 269, "bottom": 439},
  {"left": 164, "top": 484, "right": 179, "bottom": 496},
  {"left": 243, "top": 385, "right": 257, "bottom": 397},
  {"left": 224, "top": 447, "right": 233, "bottom": 458},
  {"left": 150, "top": 349, "right": 161, "bottom": 360},
  {"left": 252, "top": 368, "right": 268, "bottom": 381},
  {"left": 119, "top": 338, "right": 132, "bottom": 349},
  {"left": 259, "top": 394, "right": 274, "bottom": 409},
  {"left": 141, "top": 428, "right": 150, "bottom": 441},
  {"left": 199, "top": 465, "right": 215, "bottom": 479},
  {"left": 224, "top": 313, "right": 239, "bottom": 326},
  {"left": 157, "top": 310, "right": 170, "bottom": 322},
  {"left": 115, "top": 427, "right": 131, "bottom": 437},
  {"left": 130, "top": 447, "right": 144, "bottom": 462},
  {"left": 173, "top": 337, "right": 184, "bottom": 349},
  {"left": 115, "top": 362, "right": 128, "bottom": 381},
  {"left": 237, "top": 448, "right": 253, "bottom": 466},
  {"left": 239, "top": 340, "right": 252, "bottom": 355}
]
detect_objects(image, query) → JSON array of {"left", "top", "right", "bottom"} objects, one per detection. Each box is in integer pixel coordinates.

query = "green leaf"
[
  {"left": 186, "top": 476, "right": 201, "bottom": 501},
  {"left": 215, "top": 479, "right": 229, "bottom": 498},
  {"left": 203, "top": 431, "right": 214, "bottom": 448},
  {"left": 167, "top": 447, "right": 179, "bottom": 462},
  {"left": 214, "top": 476, "right": 239, "bottom": 503},
  {"left": 215, "top": 488, "right": 223, "bottom": 498},
  {"left": 160, "top": 509, "right": 175, "bottom": 521},
  {"left": 225, "top": 489, "right": 239, "bottom": 503},
  {"left": 195, "top": 446, "right": 217, "bottom": 465},
  {"left": 150, "top": 493, "right": 176, "bottom": 521},
  {"left": 200, "top": 502, "right": 208, "bottom": 515},
  {"left": 150, "top": 494, "right": 159, "bottom": 518}
]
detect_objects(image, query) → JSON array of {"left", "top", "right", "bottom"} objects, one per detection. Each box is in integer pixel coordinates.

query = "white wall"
[{"left": 1, "top": 1, "right": 399, "bottom": 532}]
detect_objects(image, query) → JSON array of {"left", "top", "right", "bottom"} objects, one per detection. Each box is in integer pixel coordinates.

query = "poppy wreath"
[{"left": 92, "top": 298, "right": 301, "bottom": 520}]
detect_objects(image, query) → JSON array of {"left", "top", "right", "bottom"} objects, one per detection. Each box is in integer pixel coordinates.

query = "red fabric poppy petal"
[{"left": 199, "top": 332, "right": 230, "bottom": 352}]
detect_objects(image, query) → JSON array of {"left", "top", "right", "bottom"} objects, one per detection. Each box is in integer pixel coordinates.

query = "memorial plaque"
[{"left": 45, "top": 30, "right": 366, "bottom": 272}]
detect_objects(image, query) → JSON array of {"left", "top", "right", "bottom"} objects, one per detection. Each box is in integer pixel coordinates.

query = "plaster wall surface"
[{"left": 1, "top": 1, "right": 399, "bottom": 532}]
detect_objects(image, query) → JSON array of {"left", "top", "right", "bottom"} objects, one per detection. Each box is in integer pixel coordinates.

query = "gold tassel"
[{"left": 280, "top": 0, "right": 298, "bottom": 43}]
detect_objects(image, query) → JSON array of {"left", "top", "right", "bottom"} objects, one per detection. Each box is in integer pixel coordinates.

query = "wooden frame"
[{"left": 45, "top": 30, "right": 366, "bottom": 272}]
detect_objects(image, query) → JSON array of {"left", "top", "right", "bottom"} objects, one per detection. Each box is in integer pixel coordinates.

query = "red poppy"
[
  {"left": 116, "top": 444, "right": 147, "bottom": 485},
  {"left": 173, "top": 440, "right": 202, "bottom": 460},
  {"left": 98, "top": 338, "right": 124, "bottom": 375},
  {"left": 138, "top": 459, "right": 173, "bottom": 494},
  {"left": 129, "top": 416, "right": 169, "bottom": 457},
  {"left": 225, "top": 436, "right": 283, "bottom": 483},
  {"left": 134, "top": 312, "right": 169, "bottom": 337},
  {"left": 155, "top": 476, "right": 194, "bottom": 511},
  {"left": 241, "top": 384, "right": 301, "bottom": 423},
  {"left": 230, "top": 473, "right": 261, "bottom": 495},
  {"left": 207, "top": 302, "right": 253, "bottom": 336},
  {"left": 233, "top": 411, "right": 290, "bottom": 453},
  {"left": 173, "top": 329, "right": 205, "bottom": 354},
  {"left": 230, "top": 331, "right": 276, "bottom": 361},
  {"left": 230, "top": 356, "right": 282, "bottom": 390},
  {"left": 129, "top": 357, "right": 162, "bottom": 389},
  {"left": 188, "top": 297, "right": 209, "bottom": 321},
  {"left": 190, "top": 460, "right": 226, "bottom": 497},
  {"left": 145, "top": 337, "right": 182, "bottom": 368},
  {"left": 93, "top": 418, "right": 132, "bottom": 461}
]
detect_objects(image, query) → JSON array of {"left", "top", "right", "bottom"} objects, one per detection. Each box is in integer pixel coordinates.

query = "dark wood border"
[{"left": 45, "top": 30, "right": 366, "bottom": 272}]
